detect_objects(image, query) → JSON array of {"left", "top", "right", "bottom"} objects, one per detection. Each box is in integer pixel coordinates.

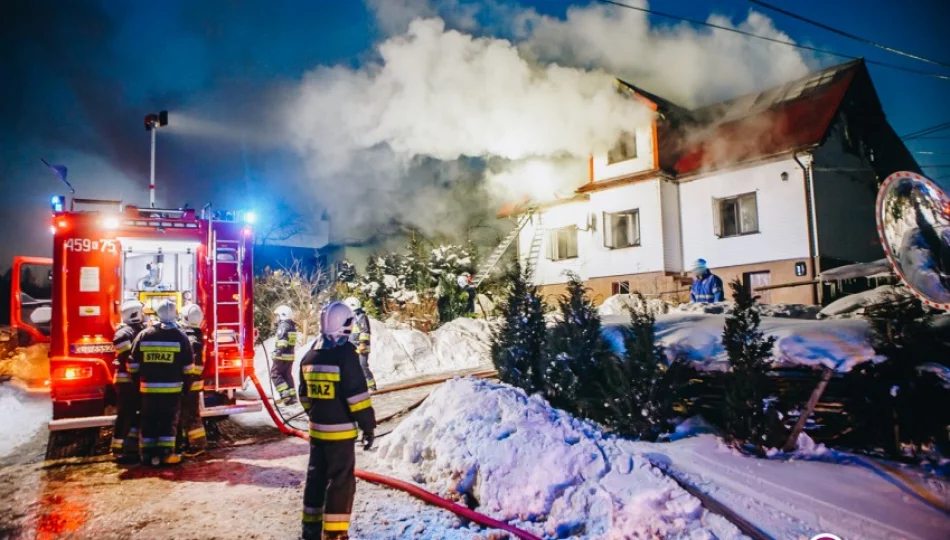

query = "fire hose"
[{"left": 247, "top": 372, "right": 540, "bottom": 540}]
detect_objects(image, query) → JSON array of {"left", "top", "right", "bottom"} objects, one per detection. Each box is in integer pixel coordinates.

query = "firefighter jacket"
[
  {"left": 182, "top": 326, "right": 205, "bottom": 392},
  {"left": 113, "top": 322, "right": 146, "bottom": 384},
  {"left": 131, "top": 323, "right": 195, "bottom": 397},
  {"left": 298, "top": 341, "right": 376, "bottom": 441},
  {"left": 348, "top": 311, "right": 371, "bottom": 355},
  {"left": 273, "top": 319, "right": 298, "bottom": 362}
]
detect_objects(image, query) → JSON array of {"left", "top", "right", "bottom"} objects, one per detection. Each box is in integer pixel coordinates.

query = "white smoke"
[{"left": 284, "top": 1, "right": 817, "bottom": 243}]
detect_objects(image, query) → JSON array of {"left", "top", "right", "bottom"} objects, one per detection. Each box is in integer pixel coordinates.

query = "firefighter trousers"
[
  {"left": 178, "top": 380, "right": 206, "bottom": 454},
  {"left": 359, "top": 354, "right": 376, "bottom": 390},
  {"left": 111, "top": 382, "right": 140, "bottom": 458},
  {"left": 140, "top": 391, "right": 182, "bottom": 462},
  {"left": 302, "top": 440, "right": 356, "bottom": 537},
  {"left": 270, "top": 359, "right": 296, "bottom": 400}
]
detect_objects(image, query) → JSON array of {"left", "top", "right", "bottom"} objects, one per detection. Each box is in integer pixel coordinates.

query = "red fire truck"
[{"left": 13, "top": 196, "right": 262, "bottom": 436}]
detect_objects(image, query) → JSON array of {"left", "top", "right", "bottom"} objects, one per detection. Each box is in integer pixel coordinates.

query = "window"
[
  {"left": 604, "top": 209, "right": 640, "bottom": 249},
  {"left": 611, "top": 281, "right": 631, "bottom": 295},
  {"left": 546, "top": 226, "right": 578, "bottom": 261},
  {"left": 713, "top": 193, "right": 759, "bottom": 237},
  {"left": 607, "top": 131, "right": 638, "bottom": 164}
]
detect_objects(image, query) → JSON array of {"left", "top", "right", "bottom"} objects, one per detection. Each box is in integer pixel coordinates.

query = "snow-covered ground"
[
  {"left": 0, "top": 385, "right": 51, "bottom": 458},
  {"left": 598, "top": 294, "right": 821, "bottom": 320},
  {"left": 378, "top": 377, "right": 950, "bottom": 540},
  {"left": 602, "top": 312, "right": 881, "bottom": 373}
]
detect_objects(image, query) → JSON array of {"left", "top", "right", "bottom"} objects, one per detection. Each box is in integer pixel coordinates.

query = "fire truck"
[{"left": 13, "top": 195, "right": 262, "bottom": 437}]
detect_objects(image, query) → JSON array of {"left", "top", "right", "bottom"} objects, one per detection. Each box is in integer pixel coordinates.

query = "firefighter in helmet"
[
  {"left": 298, "top": 301, "right": 376, "bottom": 540},
  {"left": 177, "top": 303, "right": 207, "bottom": 457},
  {"left": 131, "top": 299, "right": 195, "bottom": 466},
  {"left": 271, "top": 304, "right": 298, "bottom": 405},
  {"left": 111, "top": 300, "right": 147, "bottom": 462},
  {"left": 343, "top": 297, "right": 375, "bottom": 391}
]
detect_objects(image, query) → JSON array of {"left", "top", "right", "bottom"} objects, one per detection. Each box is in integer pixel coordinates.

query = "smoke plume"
[{"left": 285, "top": 0, "right": 817, "bottom": 244}]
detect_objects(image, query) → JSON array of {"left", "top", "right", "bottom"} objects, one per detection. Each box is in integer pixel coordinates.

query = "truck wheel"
[{"left": 45, "top": 428, "right": 102, "bottom": 460}]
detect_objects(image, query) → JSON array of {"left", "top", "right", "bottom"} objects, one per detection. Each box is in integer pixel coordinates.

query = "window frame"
[
  {"left": 546, "top": 225, "right": 579, "bottom": 261},
  {"left": 713, "top": 192, "right": 760, "bottom": 238},
  {"left": 603, "top": 209, "right": 641, "bottom": 250},
  {"left": 606, "top": 131, "right": 639, "bottom": 165},
  {"left": 611, "top": 281, "right": 631, "bottom": 295}
]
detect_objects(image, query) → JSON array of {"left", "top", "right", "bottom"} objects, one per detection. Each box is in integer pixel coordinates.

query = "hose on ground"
[
  {"left": 248, "top": 373, "right": 541, "bottom": 540},
  {"left": 256, "top": 337, "right": 308, "bottom": 431}
]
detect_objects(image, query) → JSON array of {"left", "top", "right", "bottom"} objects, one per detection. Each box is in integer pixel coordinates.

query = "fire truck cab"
[{"left": 39, "top": 196, "right": 261, "bottom": 432}]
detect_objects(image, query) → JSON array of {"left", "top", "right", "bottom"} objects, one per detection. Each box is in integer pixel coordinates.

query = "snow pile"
[
  {"left": 378, "top": 378, "right": 741, "bottom": 539},
  {"left": 820, "top": 259, "right": 893, "bottom": 281},
  {"left": 765, "top": 432, "right": 829, "bottom": 459},
  {"left": 818, "top": 285, "right": 915, "bottom": 319},
  {"left": 0, "top": 385, "right": 51, "bottom": 456},
  {"left": 670, "top": 300, "right": 820, "bottom": 320},
  {"left": 597, "top": 294, "right": 671, "bottom": 317},
  {"left": 602, "top": 313, "right": 881, "bottom": 373}
]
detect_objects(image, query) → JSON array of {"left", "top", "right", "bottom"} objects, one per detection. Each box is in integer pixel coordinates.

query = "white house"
[{"left": 507, "top": 60, "right": 919, "bottom": 305}]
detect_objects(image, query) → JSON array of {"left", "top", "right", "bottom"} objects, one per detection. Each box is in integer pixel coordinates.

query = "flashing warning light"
[
  {"left": 244, "top": 211, "right": 257, "bottom": 225},
  {"left": 102, "top": 217, "right": 120, "bottom": 229},
  {"left": 242, "top": 225, "right": 252, "bottom": 237},
  {"left": 51, "top": 195, "right": 65, "bottom": 213},
  {"left": 49, "top": 226, "right": 56, "bottom": 235},
  {"left": 56, "top": 218, "right": 69, "bottom": 229}
]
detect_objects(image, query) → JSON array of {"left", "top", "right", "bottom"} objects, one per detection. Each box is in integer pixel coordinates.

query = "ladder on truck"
[
  {"left": 210, "top": 229, "right": 246, "bottom": 391},
  {"left": 473, "top": 209, "right": 537, "bottom": 288}
]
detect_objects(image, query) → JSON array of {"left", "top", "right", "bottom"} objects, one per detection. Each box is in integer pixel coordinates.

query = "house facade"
[{"left": 512, "top": 60, "right": 919, "bottom": 305}]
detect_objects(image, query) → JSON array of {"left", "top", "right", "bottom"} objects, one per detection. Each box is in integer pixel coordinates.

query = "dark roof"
[
  {"left": 615, "top": 79, "right": 692, "bottom": 119},
  {"left": 669, "top": 60, "right": 861, "bottom": 176}
]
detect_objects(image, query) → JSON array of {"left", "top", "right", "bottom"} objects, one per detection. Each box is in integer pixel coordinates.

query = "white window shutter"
[
  {"left": 545, "top": 230, "right": 554, "bottom": 260},
  {"left": 712, "top": 198, "right": 722, "bottom": 237},
  {"left": 633, "top": 210, "right": 641, "bottom": 245},
  {"left": 603, "top": 212, "right": 613, "bottom": 248}
]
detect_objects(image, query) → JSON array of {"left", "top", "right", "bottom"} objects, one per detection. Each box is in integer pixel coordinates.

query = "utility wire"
[
  {"left": 901, "top": 122, "right": 950, "bottom": 140},
  {"left": 919, "top": 164, "right": 950, "bottom": 168},
  {"left": 749, "top": 0, "right": 950, "bottom": 69},
  {"left": 594, "top": 0, "right": 950, "bottom": 81}
]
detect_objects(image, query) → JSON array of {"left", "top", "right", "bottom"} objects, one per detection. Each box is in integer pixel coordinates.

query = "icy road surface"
[{"left": 0, "top": 379, "right": 487, "bottom": 540}]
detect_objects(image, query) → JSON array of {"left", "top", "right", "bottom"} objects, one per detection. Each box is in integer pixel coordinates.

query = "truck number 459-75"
[{"left": 64, "top": 238, "right": 118, "bottom": 254}]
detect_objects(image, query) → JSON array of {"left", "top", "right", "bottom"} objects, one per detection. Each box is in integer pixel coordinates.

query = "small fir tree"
[
  {"left": 491, "top": 262, "right": 547, "bottom": 393},
  {"left": 543, "top": 273, "right": 615, "bottom": 420},
  {"left": 720, "top": 279, "right": 782, "bottom": 448},
  {"left": 404, "top": 229, "right": 433, "bottom": 294},
  {"left": 601, "top": 293, "right": 685, "bottom": 440},
  {"left": 360, "top": 253, "right": 389, "bottom": 317}
]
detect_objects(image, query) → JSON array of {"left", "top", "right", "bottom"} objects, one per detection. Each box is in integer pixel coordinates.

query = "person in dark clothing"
[
  {"left": 344, "top": 297, "right": 376, "bottom": 391},
  {"left": 111, "top": 300, "right": 147, "bottom": 462},
  {"left": 689, "top": 258, "right": 725, "bottom": 303},
  {"left": 178, "top": 303, "right": 207, "bottom": 457},
  {"left": 271, "top": 304, "right": 299, "bottom": 405},
  {"left": 131, "top": 299, "right": 194, "bottom": 466},
  {"left": 298, "top": 301, "right": 376, "bottom": 540}
]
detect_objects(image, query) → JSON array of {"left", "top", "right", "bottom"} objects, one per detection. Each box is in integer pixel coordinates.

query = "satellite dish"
[{"left": 876, "top": 171, "right": 950, "bottom": 311}]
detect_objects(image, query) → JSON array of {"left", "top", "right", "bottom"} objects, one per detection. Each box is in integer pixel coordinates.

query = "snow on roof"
[{"left": 819, "top": 259, "right": 894, "bottom": 281}]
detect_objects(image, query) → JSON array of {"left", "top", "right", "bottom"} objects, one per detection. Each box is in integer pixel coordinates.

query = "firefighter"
[
  {"left": 177, "top": 303, "right": 207, "bottom": 457},
  {"left": 131, "top": 299, "right": 194, "bottom": 466},
  {"left": 298, "top": 301, "right": 376, "bottom": 540},
  {"left": 344, "top": 297, "right": 375, "bottom": 391},
  {"left": 111, "top": 300, "right": 147, "bottom": 462},
  {"left": 271, "top": 305, "right": 298, "bottom": 405}
]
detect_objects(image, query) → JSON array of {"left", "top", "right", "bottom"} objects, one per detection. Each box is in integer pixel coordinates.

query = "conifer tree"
[
  {"left": 720, "top": 279, "right": 781, "bottom": 448},
  {"left": 491, "top": 262, "right": 547, "bottom": 393},
  {"left": 360, "top": 253, "right": 388, "bottom": 317},
  {"left": 601, "top": 293, "right": 685, "bottom": 440},
  {"left": 544, "top": 273, "right": 615, "bottom": 420}
]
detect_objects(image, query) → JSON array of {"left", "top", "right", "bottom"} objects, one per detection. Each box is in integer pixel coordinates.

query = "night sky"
[{"left": 2, "top": 0, "right": 948, "bottom": 270}]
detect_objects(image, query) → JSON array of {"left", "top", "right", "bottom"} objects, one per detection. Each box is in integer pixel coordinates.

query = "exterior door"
[{"left": 744, "top": 271, "right": 772, "bottom": 304}]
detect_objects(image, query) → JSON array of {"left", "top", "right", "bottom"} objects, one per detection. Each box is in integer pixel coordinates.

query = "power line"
[
  {"left": 749, "top": 0, "right": 950, "bottom": 69},
  {"left": 594, "top": 0, "right": 950, "bottom": 81},
  {"left": 901, "top": 122, "right": 950, "bottom": 140},
  {"left": 919, "top": 164, "right": 950, "bottom": 168},
  {"left": 915, "top": 151, "right": 950, "bottom": 155}
]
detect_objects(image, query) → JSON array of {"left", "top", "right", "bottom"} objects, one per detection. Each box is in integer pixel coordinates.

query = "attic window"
[{"left": 607, "top": 132, "right": 638, "bottom": 164}]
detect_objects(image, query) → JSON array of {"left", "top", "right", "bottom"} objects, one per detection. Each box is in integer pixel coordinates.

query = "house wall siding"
[
  {"left": 519, "top": 200, "right": 589, "bottom": 286},
  {"left": 680, "top": 158, "right": 811, "bottom": 269},
  {"left": 591, "top": 126, "right": 655, "bottom": 182},
  {"left": 660, "top": 179, "right": 684, "bottom": 273},
  {"left": 586, "top": 180, "right": 666, "bottom": 278},
  {"left": 811, "top": 121, "right": 884, "bottom": 264}
]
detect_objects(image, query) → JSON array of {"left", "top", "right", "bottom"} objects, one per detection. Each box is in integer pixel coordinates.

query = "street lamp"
[{"left": 144, "top": 110, "right": 168, "bottom": 208}]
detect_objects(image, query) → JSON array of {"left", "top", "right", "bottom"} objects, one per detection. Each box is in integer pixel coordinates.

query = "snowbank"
[
  {"left": 0, "top": 385, "right": 51, "bottom": 457},
  {"left": 378, "top": 378, "right": 741, "bottom": 539},
  {"left": 818, "top": 285, "right": 915, "bottom": 319},
  {"left": 602, "top": 313, "right": 881, "bottom": 373},
  {"left": 253, "top": 318, "right": 493, "bottom": 391},
  {"left": 598, "top": 294, "right": 820, "bottom": 320}
]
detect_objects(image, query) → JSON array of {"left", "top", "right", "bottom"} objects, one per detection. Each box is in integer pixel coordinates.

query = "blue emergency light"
[
  {"left": 244, "top": 211, "right": 257, "bottom": 225},
  {"left": 51, "top": 195, "right": 65, "bottom": 213}
]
